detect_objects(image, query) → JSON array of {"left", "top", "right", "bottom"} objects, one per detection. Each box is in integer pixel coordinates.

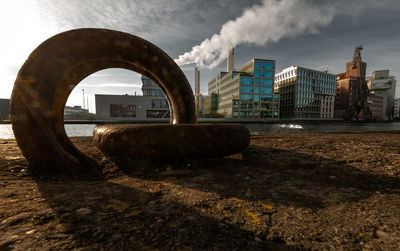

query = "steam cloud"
[{"left": 175, "top": 0, "right": 335, "bottom": 69}]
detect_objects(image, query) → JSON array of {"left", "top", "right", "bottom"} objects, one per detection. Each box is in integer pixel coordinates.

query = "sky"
[{"left": 1, "top": 0, "right": 399, "bottom": 112}]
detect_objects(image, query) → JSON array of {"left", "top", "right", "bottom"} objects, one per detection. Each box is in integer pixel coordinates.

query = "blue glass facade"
[{"left": 232, "top": 59, "right": 279, "bottom": 119}]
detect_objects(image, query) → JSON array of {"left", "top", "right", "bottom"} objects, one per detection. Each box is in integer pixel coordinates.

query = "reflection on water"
[
  {"left": 245, "top": 122, "right": 400, "bottom": 134},
  {"left": 0, "top": 122, "right": 399, "bottom": 139},
  {"left": 0, "top": 124, "right": 98, "bottom": 139},
  {"left": 279, "top": 124, "right": 303, "bottom": 129}
]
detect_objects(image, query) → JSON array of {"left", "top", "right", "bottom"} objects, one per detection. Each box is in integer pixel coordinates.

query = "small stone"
[
  {"left": 56, "top": 223, "right": 75, "bottom": 233},
  {"left": 376, "top": 230, "right": 390, "bottom": 239},
  {"left": 254, "top": 237, "right": 263, "bottom": 243},
  {"left": 25, "top": 229, "right": 35, "bottom": 234},
  {"left": 0, "top": 236, "right": 18, "bottom": 249},
  {"left": 75, "top": 208, "right": 92, "bottom": 217},
  {"left": 1, "top": 213, "right": 30, "bottom": 228}
]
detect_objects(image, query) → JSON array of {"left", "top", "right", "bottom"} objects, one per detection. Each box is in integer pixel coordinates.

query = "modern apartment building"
[
  {"left": 275, "top": 66, "right": 336, "bottom": 119},
  {"left": 207, "top": 58, "right": 279, "bottom": 119},
  {"left": 367, "top": 70, "right": 397, "bottom": 120}
]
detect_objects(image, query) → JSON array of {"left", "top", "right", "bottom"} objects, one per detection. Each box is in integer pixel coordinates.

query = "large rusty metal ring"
[{"left": 10, "top": 28, "right": 196, "bottom": 177}]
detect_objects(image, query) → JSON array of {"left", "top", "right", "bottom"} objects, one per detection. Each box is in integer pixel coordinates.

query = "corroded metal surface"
[
  {"left": 10, "top": 28, "right": 195, "bottom": 177},
  {"left": 93, "top": 124, "right": 250, "bottom": 159}
]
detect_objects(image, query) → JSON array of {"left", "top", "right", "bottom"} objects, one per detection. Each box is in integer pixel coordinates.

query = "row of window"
[
  {"left": 240, "top": 94, "right": 279, "bottom": 102},
  {"left": 240, "top": 86, "right": 274, "bottom": 94},
  {"left": 233, "top": 102, "right": 279, "bottom": 110},
  {"left": 240, "top": 77, "right": 274, "bottom": 86},
  {"left": 296, "top": 85, "right": 335, "bottom": 95},
  {"left": 254, "top": 70, "right": 274, "bottom": 78},
  {"left": 254, "top": 61, "right": 274, "bottom": 70},
  {"left": 233, "top": 110, "right": 279, "bottom": 118},
  {"left": 297, "top": 69, "right": 336, "bottom": 81},
  {"left": 297, "top": 77, "right": 335, "bottom": 88}
]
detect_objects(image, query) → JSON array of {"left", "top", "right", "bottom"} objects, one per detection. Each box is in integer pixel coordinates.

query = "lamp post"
[{"left": 82, "top": 89, "right": 85, "bottom": 109}]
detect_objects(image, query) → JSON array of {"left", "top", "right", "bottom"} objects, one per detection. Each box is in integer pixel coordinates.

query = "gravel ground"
[{"left": 0, "top": 131, "right": 399, "bottom": 250}]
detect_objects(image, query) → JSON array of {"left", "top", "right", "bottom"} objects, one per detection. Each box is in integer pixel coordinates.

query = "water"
[
  {"left": 0, "top": 124, "right": 98, "bottom": 139},
  {"left": 0, "top": 122, "right": 399, "bottom": 139},
  {"left": 244, "top": 122, "right": 400, "bottom": 134}
]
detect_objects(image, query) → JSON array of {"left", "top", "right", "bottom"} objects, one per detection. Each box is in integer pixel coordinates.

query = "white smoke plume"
[{"left": 175, "top": 0, "right": 335, "bottom": 69}]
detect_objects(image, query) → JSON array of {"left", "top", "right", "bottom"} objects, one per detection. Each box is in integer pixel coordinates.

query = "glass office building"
[
  {"left": 275, "top": 66, "right": 336, "bottom": 119},
  {"left": 207, "top": 59, "right": 279, "bottom": 119}
]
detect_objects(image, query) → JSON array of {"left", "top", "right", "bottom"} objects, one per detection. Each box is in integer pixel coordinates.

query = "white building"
[
  {"left": 367, "top": 70, "right": 397, "bottom": 120},
  {"left": 95, "top": 75, "right": 170, "bottom": 121},
  {"left": 394, "top": 98, "right": 400, "bottom": 118},
  {"left": 275, "top": 66, "right": 336, "bottom": 119}
]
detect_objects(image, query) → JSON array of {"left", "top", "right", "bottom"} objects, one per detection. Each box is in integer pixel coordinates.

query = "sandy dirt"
[{"left": 0, "top": 132, "right": 400, "bottom": 250}]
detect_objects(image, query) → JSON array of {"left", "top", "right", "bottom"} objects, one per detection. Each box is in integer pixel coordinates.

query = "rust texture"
[
  {"left": 10, "top": 28, "right": 196, "bottom": 177},
  {"left": 93, "top": 124, "right": 250, "bottom": 159}
]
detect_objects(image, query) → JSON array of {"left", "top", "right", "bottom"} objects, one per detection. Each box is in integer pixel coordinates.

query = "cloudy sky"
[{"left": 1, "top": 0, "right": 399, "bottom": 112}]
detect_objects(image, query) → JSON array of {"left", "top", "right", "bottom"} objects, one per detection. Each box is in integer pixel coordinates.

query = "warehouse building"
[{"left": 95, "top": 75, "right": 170, "bottom": 121}]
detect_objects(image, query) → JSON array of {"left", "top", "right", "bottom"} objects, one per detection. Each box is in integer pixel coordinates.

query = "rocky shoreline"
[{"left": 1, "top": 132, "right": 399, "bottom": 250}]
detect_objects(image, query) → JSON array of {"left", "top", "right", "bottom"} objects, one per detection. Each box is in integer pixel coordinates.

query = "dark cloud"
[{"left": 12, "top": 0, "right": 400, "bottom": 99}]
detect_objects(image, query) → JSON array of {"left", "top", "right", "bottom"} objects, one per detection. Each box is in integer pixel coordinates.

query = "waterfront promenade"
[{"left": 0, "top": 132, "right": 399, "bottom": 249}]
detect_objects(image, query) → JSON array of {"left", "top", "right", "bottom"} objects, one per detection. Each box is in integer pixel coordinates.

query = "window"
[
  {"left": 254, "top": 70, "right": 261, "bottom": 77},
  {"left": 110, "top": 104, "right": 136, "bottom": 117},
  {"left": 254, "top": 86, "right": 260, "bottom": 94},
  {"left": 240, "top": 85, "right": 253, "bottom": 93},
  {"left": 240, "top": 77, "right": 253, "bottom": 85},
  {"left": 261, "top": 103, "right": 272, "bottom": 109},
  {"left": 254, "top": 61, "right": 261, "bottom": 69},
  {"left": 254, "top": 78, "right": 260, "bottom": 86},
  {"left": 146, "top": 110, "right": 170, "bottom": 118},
  {"left": 262, "top": 71, "right": 274, "bottom": 78},
  {"left": 261, "top": 86, "right": 273, "bottom": 94},
  {"left": 262, "top": 62, "right": 274, "bottom": 70},
  {"left": 261, "top": 95, "right": 273, "bottom": 101},
  {"left": 254, "top": 95, "right": 260, "bottom": 101},
  {"left": 152, "top": 99, "right": 169, "bottom": 108},
  {"left": 261, "top": 78, "right": 273, "bottom": 86},
  {"left": 240, "top": 94, "right": 253, "bottom": 101}
]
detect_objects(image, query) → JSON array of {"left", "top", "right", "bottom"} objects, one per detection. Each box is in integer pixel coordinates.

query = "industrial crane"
[{"left": 353, "top": 46, "right": 372, "bottom": 120}]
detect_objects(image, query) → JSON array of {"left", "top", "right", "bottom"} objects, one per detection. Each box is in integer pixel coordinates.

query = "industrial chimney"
[
  {"left": 194, "top": 67, "right": 200, "bottom": 112},
  {"left": 227, "top": 48, "right": 234, "bottom": 72}
]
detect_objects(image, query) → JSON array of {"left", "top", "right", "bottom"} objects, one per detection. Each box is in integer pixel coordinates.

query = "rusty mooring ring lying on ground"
[
  {"left": 93, "top": 124, "right": 250, "bottom": 159},
  {"left": 10, "top": 28, "right": 249, "bottom": 177}
]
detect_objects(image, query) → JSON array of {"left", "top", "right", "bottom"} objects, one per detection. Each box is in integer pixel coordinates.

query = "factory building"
[
  {"left": 207, "top": 53, "right": 279, "bottom": 119},
  {"left": 95, "top": 75, "right": 170, "bottom": 121},
  {"left": 367, "top": 70, "right": 397, "bottom": 120},
  {"left": 275, "top": 66, "right": 336, "bottom": 119},
  {"left": 0, "top": 99, "right": 10, "bottom": 121},
  {"left": 335, "top": 47, "right": 375, "bottom": 120}
]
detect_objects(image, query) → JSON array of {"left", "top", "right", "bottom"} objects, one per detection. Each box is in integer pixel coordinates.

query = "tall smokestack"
[
  {"left": 195, "top": 67, "right": 200, "bottom": 112},
  {"left": 227, "top": 48, "right": 234, "bottom": 72}
]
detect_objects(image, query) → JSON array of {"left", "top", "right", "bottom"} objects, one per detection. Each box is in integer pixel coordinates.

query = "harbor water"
[{"left": 1, "top": 122, "right": 400, "bottom": 139}]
